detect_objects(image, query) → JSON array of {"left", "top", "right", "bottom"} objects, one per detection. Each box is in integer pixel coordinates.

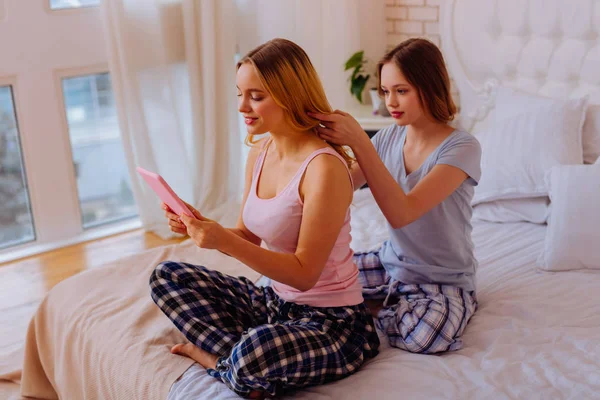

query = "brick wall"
[{"left": 385, "top": 0, "right": 442, "bottom": 50}]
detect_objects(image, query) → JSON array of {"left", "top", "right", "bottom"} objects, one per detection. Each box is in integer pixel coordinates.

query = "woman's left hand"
[
  {"left": 180, "top": 213, "right": 228, "bottom": 250},
  {"left": 309, "top": 109, "right": 369, "bottom": 150}
]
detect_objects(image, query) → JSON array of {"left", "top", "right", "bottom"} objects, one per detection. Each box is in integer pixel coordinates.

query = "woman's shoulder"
[
  {"left": 302, "top": 143, "right": 353, "bottom": 195},
  {"left": 452, "top": 128, "right": 480, "bottom": 143},
  {"left": 441, "top": 129, "right": 481, "bottom": 154},
  {"left": 302, "top": 143, "right": 350, "bottom": 176},
  {"left": 303, "top": 153, "right": 353, "bottom": 205},
  {"left": 372, "top": 123, "right": 405, "bottom": 152},
  {"left": 245, "top": 137, "right": 270, "bottom": 171}
]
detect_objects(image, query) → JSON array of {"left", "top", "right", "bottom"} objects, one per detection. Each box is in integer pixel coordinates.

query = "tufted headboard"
[{"left": 440, "top": 0, "right": 600, "bottom": 137}]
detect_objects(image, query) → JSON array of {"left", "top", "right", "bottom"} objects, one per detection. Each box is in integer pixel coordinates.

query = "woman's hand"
[
  {"left": 162, "top": 201, "right": 201, "bottom": 236},
  {"left": 161, "top": 202, "right": 227, "bottom": 250},
  {"left": 309, "top": 109, "right": 370, "bottom": 150},
  {"left": 180, "top": 213, "right": 228, "bottom": 250}
]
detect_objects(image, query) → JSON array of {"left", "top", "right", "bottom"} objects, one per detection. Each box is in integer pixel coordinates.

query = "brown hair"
[
  {"left": 237, "top": 38, "right": 353, "bottom": 167},
  {"left": 377, "top": 38, "right": 457, "bottom": 123}
]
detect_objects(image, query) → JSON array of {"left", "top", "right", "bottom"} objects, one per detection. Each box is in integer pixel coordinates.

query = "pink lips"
[
  {"left": 244, "top": 117, "right": 258, "bottom": 125},
  {"left": 391, "top": 112, "right": 404, "bottom": 119}
]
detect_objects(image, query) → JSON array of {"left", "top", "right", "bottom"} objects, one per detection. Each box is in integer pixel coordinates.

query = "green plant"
[{"left": 344, "top": 50, "right": 371, "bottom": 104}]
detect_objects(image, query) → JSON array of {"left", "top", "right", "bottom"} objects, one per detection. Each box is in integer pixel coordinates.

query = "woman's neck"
[
  {"left": 268, "top": 127, "right": 317, "bottom": 160},
  {"left": 405, "top": 117, "right": 453, "bottom": 146}
]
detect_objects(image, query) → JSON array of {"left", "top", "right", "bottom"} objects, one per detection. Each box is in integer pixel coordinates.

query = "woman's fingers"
[
  {"left": 316, "top": 125, "right": 337, "bottom": 139},
  {"left": 165, "top": 210, "right": 180, "bottom": 221},
  {"left": 333, "top": 109, "right": 349, "bottom": 116},
  {"left": 182, "top": 200, "right": 205, "bottom": 220},
  {"left": 308, "top": 111, "right": 340, "bottom": 122},
  {"left": 162, "top": 202, "right": 189, "bottom": 235},
  {"left": 161, "top": 202, "right": 173, "bottom": 213},
  {"left": 162, "top": 203, "right": 186, "bottom": 221},
  {"left": 316, "top": 128, "right": 329, "bottom": 138},
  {"left": 319, "top": 120, "right": 335, "bottom": 129},
  {"left": 169, "top": 219, "right": 186, "bottom": 229},
  {"left": 171, "top": 227, "right": 187, "bottom": 235}
]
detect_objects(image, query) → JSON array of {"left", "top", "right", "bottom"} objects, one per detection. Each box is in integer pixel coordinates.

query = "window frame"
[
  {"left": 45, "top": 0, "right": 101, "bottom": 13},
  {"left": 0, "top": 76, "right": 37, "bottom": 251},
  {"left": 0, "top": 66, "right": 142, "bottom": 264}
]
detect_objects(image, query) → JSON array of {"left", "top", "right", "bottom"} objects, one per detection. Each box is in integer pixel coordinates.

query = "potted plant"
[{"left": 344, "top": 50, "right": 389, "bottom": 116}]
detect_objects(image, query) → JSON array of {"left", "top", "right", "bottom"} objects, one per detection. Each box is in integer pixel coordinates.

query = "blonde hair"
[
  {"left": 237, "top": 38, "right": 354, "bottom": 167},
  {"left": 378, "top": 38, "right": 457, "bottom": 123}
]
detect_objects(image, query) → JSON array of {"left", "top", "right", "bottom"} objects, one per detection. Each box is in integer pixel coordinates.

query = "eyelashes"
[
  {"left": 237, "top": 94, "right": 263, "bottom": 101},
  {"left": 381, "top": 89, "right": 408, "bottom": 95}
]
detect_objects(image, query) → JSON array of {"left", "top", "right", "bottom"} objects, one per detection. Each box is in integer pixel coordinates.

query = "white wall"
[{"left": 0, "top": 1, "right": 110, "bottom": 245}]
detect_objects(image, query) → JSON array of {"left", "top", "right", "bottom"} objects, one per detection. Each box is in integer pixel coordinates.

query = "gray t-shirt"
[{"left": 371, "top": 124, "right": 482, "bottom": 292}]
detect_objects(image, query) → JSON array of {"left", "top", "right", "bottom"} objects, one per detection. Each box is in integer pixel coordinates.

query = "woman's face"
[
  {"left": 380, "top": 62, "right": 426, "bottom": 126},
  {"left": 236, "top": 63, "right": 286, "bottom": 135}
]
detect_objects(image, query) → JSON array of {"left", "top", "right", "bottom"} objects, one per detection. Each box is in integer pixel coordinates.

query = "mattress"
[{"left": 169, "top": 189, "right": 600, "bottom": 400}]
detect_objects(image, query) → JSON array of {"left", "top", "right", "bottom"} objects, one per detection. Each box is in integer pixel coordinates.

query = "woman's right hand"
[
  {"left": 309, "top": 109, "right": 370, "bottom": 150},
  {"left": 162, "top": 201, "right": 202, "bottom": 235}
]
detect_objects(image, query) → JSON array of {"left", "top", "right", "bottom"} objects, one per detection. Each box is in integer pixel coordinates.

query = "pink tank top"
[{"left": 242, "top": 140, "right": 363, "bottom": 307}]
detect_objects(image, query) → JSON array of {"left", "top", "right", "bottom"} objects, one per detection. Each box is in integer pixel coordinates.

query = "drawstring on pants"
[{"left": 383, "top": 280, "right": 400, "bottom": 308}]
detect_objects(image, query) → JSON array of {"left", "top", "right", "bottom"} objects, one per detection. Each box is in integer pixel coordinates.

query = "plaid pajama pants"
[
  {"left": 354, "top": 250, "right": 477, "bottom": 354},
  {"left": 149, "top": 261, "right": 380, "bottom": 398}
]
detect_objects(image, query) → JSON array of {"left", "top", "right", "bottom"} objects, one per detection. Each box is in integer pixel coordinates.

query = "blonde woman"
[{"left": 149, "top": 38, "right": 379, "bottom": 398}]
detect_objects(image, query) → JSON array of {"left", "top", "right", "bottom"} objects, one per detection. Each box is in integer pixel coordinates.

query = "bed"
[
  {"left": 167, "top": 191, "right": 600, "bottom": 400},
  {"left": 2, "top": 0, "right": 600, "bottom": 398}
]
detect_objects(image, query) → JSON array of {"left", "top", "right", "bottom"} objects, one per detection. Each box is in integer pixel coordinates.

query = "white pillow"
[
  {"left": 582, "top": 105, "right": 600, "bottom": 164},
  {"left": 473, "top": 87, "right": 588, "bottom": 205},
  {"left": 537, "top": 164, "right": 600, "bottom": 271},
  {"left": 472, "top": 197, "right": 549, "bottom": 224}
]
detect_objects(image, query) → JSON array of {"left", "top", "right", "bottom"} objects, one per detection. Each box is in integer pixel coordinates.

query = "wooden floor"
[{"left": 0, "top": 229, "right": 186, "bottom": 382}]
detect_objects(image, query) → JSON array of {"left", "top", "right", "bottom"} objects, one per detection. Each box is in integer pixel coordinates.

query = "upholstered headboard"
[{"left": 441, "top": 0, "right": 600, "bottom": 137}]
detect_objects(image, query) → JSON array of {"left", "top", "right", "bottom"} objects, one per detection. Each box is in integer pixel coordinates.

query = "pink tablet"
[{"left": 136, "top": 167, "right": 196, "bottom": 218}]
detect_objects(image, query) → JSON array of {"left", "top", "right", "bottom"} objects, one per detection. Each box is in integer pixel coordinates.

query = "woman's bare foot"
[
  {"left": 365, "top": 299, "right": 383, "bottom": 319},
  {"left": 248, "top": 390, "right": 266, "bottom": 399},
  {"left": 171, "top": 343, "right": 219, "bottom": 370},
  {"left": 171, "top": 343, "right": 268, "bottom": 399}
]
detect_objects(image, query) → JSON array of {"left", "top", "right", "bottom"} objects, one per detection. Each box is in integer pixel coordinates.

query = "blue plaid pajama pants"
[
  {"left": 354, "top": 250, "right": 477, "bottom": 354},
  {"left": 149, "top": 261, "right": 380, "bottom": 398}
]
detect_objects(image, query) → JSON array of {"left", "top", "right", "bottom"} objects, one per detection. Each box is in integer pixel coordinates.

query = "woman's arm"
[
  {"left": 351, "top": 136, "right": 467, "bottom": 228},
  {"left": 350, "top": 162, "right": 367, "bottom": 190},
  {"left": 311, "top": 111, "right": 467, "bottom": 229},
  {"left": 162, "top": 140, "right": 262, "bottom": 246},
  {"left": 181, "top": 154, "right": 353, "bottom": 292}
]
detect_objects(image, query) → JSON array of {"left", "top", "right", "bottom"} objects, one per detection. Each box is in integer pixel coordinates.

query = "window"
[
  {"left": 62, "top": 74, "right": 138, "bottom": 229},
  {"left": 0, "top": 86, "right": 35, "bottom": 249},
  {"left": 49, "top": 0, "right": 100, "bottom": 10},
  {"left": 0, "top": 2, "right": 138, "bottom": 261}
]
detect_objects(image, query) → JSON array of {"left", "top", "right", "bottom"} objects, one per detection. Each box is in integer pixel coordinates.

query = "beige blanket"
[{"left": 0, "top": 240, "right": 260, "bottom": 400}]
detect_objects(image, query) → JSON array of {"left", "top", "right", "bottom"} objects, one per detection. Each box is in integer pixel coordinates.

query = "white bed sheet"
[{"left": 169, "top": 189, "right": 600, "bottom": 400}]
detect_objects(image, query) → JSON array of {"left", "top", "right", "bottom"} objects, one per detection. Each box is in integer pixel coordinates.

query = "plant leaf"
[
  {"left": 351, "top": 74, "right": 370, "bottom": 103},
  {"left": 350, "top": 65, "right": 362, "bottom": 82},
  {"left": 345, "top": 51, "right": 365, "bottom": 71}
]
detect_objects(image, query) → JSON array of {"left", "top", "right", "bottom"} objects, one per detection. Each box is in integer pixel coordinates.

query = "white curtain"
[
  {"left": 101, "top": 0, "right": 240, "bottom": 238},
  {"left": 101, "top": 0, "right": 385, "bottom": 237}
]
